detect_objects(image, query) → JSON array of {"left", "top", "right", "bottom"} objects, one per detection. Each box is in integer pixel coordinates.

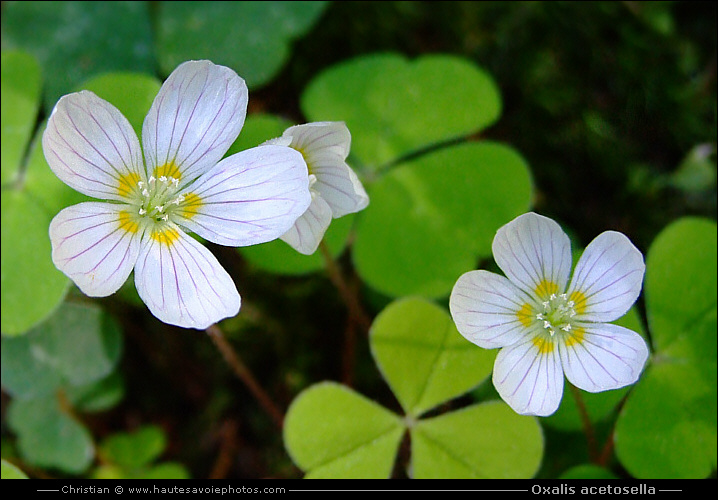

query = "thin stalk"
[
  {"left": 206, "top": 324, "right": 284, "bottom": 429},
  {"left": 568, "top": 384, "right": 598, "bottom": 462},
  {"left": 318, "top": 240, "right": 371, "bottom": 331}
]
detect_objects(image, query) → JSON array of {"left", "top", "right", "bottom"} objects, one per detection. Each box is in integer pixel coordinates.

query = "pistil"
[
  {"left": 135, "top": 175, "right": 184, "bottom": 223},
  {"left": 536, "top": 293, "right": 577, "bottom": 336}
]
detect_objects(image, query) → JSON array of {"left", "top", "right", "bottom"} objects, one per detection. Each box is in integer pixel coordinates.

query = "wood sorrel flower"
[
  {"left": 44, "top": 60, "right": 311, "bottom": 329},
  {"left": 449, "top": 212, "right": 649, "bottom": 416},
  {"left": 264, "top": 122, "right": 369, "bottom": 254}
]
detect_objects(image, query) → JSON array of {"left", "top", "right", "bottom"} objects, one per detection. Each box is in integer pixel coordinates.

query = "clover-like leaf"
[
  {"left": 615, "top": 217, "right": 717, "bottom": 478},
  {"left": 136, "top": 462, "right": 191, "bottom": 480},
  {"left": 66, "top": 372, "right": 125, "bottom": 413},
  {"left": 1, "top": 51, "right": 41, "bottom": 185},
  {"left": 283, "top": 382, "right": 404, "bottom": 479},
  {"left": 1, "top": 1, "right": 154, "bottom": 113},
  {"left": 1, "top": 459, "right": 28, "bottom": 479},
  {"left": 1, "top": 50, "right": 71, "bottom": 335},
  {"left": 301, "top": 53, "right": 502, "bottom": 169},
  {"left": 99, "top": 425, "right": 167, "bottom": 470},
  {"left": 370, "top": 297, "right": 495, "bottom": 417},
  {"left": 1, "top": 191, "right": 69, "bottom": 335},
  {"left": 644, "top": 218, "right": 716, "bottom": 370},
  {"left": 1, "top": 317, "right": 63, "bottom": 399},
  {"left": 353, "top": 142, "right": 532, "bottom": 298},
  {"left": 615, "top": 364, "right": 716, "bottom": 479},
  {"left": 7, "top": 395, "right": 94, "bottom": 474},
  {"left": 411, "top": 401, "right": 543, "bottom": 478},
  {"left": 156, "top": 1, "right": 328, "bottom": 88},
  {"left": 1, "top": 302, "right": 123, "bottom": 397}
]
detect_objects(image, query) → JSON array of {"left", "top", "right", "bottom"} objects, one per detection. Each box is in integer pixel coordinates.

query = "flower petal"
[
  {"left": 449, "top": 270, "right": 538, "bottom": 349},
  {"left": 280, "top": 122, "right": 368, "bottom": 217},
  {"left": 134, "top": 224, "right": 240, "bottom": 329},
  {"left": 174, "top": 145, "right": 311, "bottom": 247},
  {"left": 49, "top": 202, "right": 143, "bottom": 296},
  {"left": 567, "top": 231, "right": 645, "bottom": 322},
  {"left": 560, "top": 323, "right": 649, "bottom": 393},
  {"left": 42, "top": 91, "right": 144, "bottom": 202},
  {"left": 313, "top": 160, "right": 369, "bottom": 218},
  {"left": 142, "top": 60, "right": 248, "bottom": 185},
  {"left": 283, "top": 121, "right": 351, "bottom": 159},
  {"left": 493, "top": 212, "right": 572, "bottom": 299},
  {"left": 280, "top": 190, "right": 333, "bottom": 255},
  {"left": 493, "top": 337, "right": 565, "bottom": 416}
]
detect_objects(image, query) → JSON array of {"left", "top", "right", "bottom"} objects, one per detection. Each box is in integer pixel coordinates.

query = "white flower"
[
  {"left": 44, "top": 60, "right": 311, "bottom": 329},
  {"left": 449, "top": 212, "right": 649, "bottom": 416},
  {"left": 265, "top": 122, "right": 369, "bottom": 254}
]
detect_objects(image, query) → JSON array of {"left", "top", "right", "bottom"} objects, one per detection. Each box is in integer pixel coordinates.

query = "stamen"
[
  {"left": 534, "top": 289, "right": 578, "bottom": 337},
  {"left": 133, "top": 172, "right": 185, "bottom": 226}
]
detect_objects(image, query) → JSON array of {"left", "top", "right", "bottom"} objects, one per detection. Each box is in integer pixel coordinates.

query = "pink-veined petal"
[
  {"left": 142, "top": 60, "right": 248, "bottom": 185},
  {"left": 493, "top": 212, "right": 572, "bottom": 299},
  {"left": 283, "top": 121, "right": 351, "bottom": 159},
  {"left": 174, "top": 145, "right": 311, "bottom": 247},
  {"left": 49, "top": 202, "right": 143, "bottom": 297},
  {"left": 560, "top": 323, "right": 649, "bottom": 393},
  {"left": 493, "top": 336, "right": 565, "bottom": 416},
  {"left": 42, "top": 91, "right": 144, "bottom": 202},
  {"left": 280, "top": 191, "right": 333, "bottom": 255},
  {"left": 280, "top": 122, "right": 368, "bottom": 218},
  {"left": 313, "top": 161, "right": 369, "bottom": 218},
  {"left": 567, "top": 231, "right": 645, "bottom": 322},
  {"left": 449, "top": 270, "right": 538, "bottom": 349},
  {"left": 134, "top": 224, "right": 240, "bottom": 329}
]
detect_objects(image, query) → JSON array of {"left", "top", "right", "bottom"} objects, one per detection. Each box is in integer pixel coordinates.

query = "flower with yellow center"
[
  {"left": 44, "top": 60, "right": 311, "bottom": 329},
  {"left": 264, "top": 122, "right": 369, "bottom": 255},
  {"left": 449, "top": 212, "right": 649, "bottom": 416}
]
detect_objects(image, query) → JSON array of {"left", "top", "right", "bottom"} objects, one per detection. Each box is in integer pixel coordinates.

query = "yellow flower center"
[
  {"left": 537, "top": 292, "right": 578, "bottom": 336},
  {"left": 516, "top": 280, "right": 587, "bottom": 349},
  {"left": 116, "top": 163, "right": 204, "bottom": 239}
]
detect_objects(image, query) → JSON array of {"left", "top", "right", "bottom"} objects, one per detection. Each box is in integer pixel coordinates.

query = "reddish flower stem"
[
  {"left": 206, "top": 324, "right": 284, "bottom": 429},
  {"left": 568, "top": 384, "right": 599, "bottom": 462}
]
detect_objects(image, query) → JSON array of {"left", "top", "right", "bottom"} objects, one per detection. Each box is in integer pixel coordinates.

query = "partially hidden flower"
[
  {"left": 449, "top": 212, "right": 649, "bottom": 416},
  {"left": 264, "top": 122, "right": 369, "bottom": 255},
  {"left": 44, "top": 60, "right": 311, "bottom": 329}
]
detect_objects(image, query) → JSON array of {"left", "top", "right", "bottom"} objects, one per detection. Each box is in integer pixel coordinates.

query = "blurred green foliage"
[{"left": 1, "top": 0, "right": 715, "bottom": 480}]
